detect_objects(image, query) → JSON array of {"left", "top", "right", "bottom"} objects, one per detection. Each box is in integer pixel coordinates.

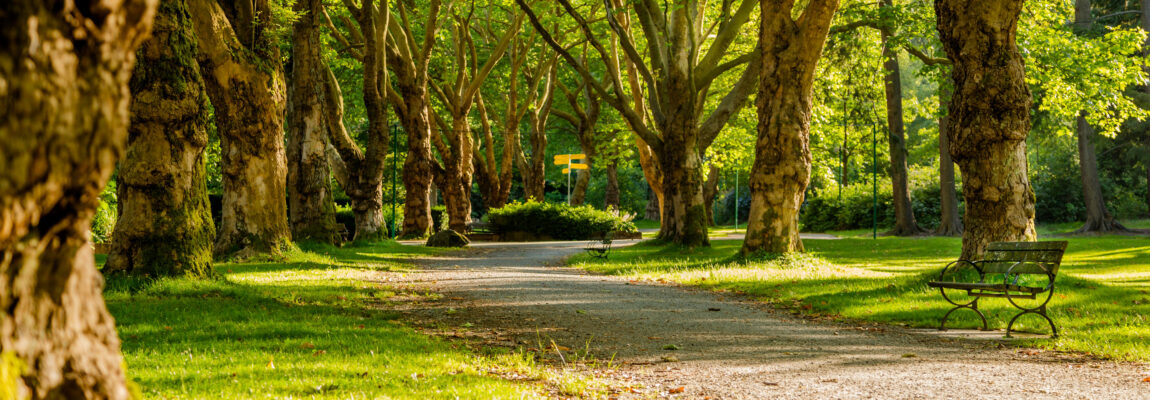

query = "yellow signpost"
[{"left": 553, "top": 154, "right": 587, "bottom": 204}]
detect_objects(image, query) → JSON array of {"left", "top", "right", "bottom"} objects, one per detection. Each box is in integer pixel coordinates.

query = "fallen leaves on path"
[{"left": 668, "top": 386, "right": 685, "bottom": 393}]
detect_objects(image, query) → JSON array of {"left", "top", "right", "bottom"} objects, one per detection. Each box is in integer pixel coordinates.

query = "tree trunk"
[
  {"left": 522, "top": 122, "right": 549, "bottom": 202},
  {"left": 190, "top": 0, "right": 291, "bottom": 258},
  {"left": 0, "top": 0, "right": 155, "bottom": 397},
  {"left": 937, "top": 0, "right": 1036, "bottom": 259},
  {"left": 743, "top": 1, "right": 838, "bottom": 255},
  {"left": 442, "top": 117, "right": 474, "bottom": 232},
  {"left": 287, "top": 0, "right": 340, "bottom": 244},
  {"left": 1075, "top": 114, "right": 1128, "bottom": 232},
  {"left": 605, "top": 161, "right": 621, "bottom": 210},
  {"left": 936, "top": 83, "right": 964, "bottom": 236},
  {"left": 571, "top": 168, "right": 592, "bottom": 206},
  {"left": 880, "top": 0, "right": 924, "bottom": 236},
  {"left": 703, "top": 165, "right": 720, "bottom": 227},
  {"left": 645, "top": 186, "right": 662, "bottom": 221},
  {"left": 656, "top": 121, "right": 709, "bottom": 247},
  {"left": 108, "top": 0, "right": 215, "bottom": 278},
  {"left": 394, "top": 79, "right": 435, "bottom": 238}
]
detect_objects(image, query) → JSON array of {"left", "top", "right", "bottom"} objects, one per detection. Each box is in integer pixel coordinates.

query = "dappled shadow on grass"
[{"left": 104, "top": 242, "right": 536, "bottom": 399}]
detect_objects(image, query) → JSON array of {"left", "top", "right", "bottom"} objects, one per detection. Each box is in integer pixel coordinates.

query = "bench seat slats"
[{"left": 926, "top": 281, "right": 1045, "bottom": 294}]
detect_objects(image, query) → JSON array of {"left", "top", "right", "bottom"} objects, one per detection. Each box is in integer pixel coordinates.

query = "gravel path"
[{"left": 394, "top": 241, "right": 1149, "bottom": 399}]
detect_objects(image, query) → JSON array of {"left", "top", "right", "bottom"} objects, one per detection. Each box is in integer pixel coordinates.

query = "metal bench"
[
  {"left": 926, "top": 241, "right": 1067, "bottom": 338},
  {"left": 584, "top": 232, "right": 614, "bottom": 259}
]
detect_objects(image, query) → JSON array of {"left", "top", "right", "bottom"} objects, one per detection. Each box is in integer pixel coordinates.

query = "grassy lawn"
[
  {"left": 569, "top": 236, "right": 1150, "bottom": 362},
  {"left": 104, "top": 242, "right": 584, "bottom": 399}
]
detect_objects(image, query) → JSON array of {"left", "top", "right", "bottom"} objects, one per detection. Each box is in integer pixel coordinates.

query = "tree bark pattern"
[
  {"left": 108, "top": 0, "right": 215, "bottom": 278},
  {"left": 0, "top": 0, "right": 156, "bottom": 397},
  {"left": 743, "top": 0, "right": 838, "bottom": 254},
  {"left": 287, "top": 0, "right": 340, "bottom": 244},
  {"left": 1074, "top": 114, "right": 1127, "bottom": 232},
  {"left": 190, "top": 0, "right": 291, "bottom": 258},
  {"left": 936, "top": 0, "right": 1036, "bottom": 259},
  {"left": 605, "top": 161, "right": 621, "bottom": 210}
]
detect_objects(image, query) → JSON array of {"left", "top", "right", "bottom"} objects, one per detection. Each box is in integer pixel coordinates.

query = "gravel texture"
[{"left": 394, "top": 240, "right": 1149, "bottom": 399}]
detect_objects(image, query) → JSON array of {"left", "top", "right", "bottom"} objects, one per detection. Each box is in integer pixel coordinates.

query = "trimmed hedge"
[{"left": 486, "top": 201, "right": 637, "bottom": 240}]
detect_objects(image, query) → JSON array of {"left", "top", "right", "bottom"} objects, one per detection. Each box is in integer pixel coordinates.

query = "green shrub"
[
  {"left": 335, "top": 203, "right": 404, "bottom": 238},
  {"left": 486, "top": 201, "right": 638, "bottom": 240}
]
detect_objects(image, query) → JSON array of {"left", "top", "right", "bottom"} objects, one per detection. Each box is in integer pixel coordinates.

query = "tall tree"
[
  {"left": 741, "top": 0, "right": 839, "bottom": 254},
  {"left": 936, "top": 82, "right": 964, "bottom": 236},
  {"left": 0, "top": 0, "right": 155, "bottom": 396},
  {"left": 107, "top": 0, "right": 216, "bottom": 277},
  {"left": 1073, "top": 0, "right": 1129, "bottom": 233},
  {"left": 555, "top": 64, "right": 604, "bottom": 206},
  {"left": 520, "top": 0, "right": 762, "bottom": 247},
  {"left": 936, "top": 0, "right": 1036, "bottom": 259},
  {"left": 428, "top": 7, "right": 523, "bottom": 232},
  {"left": 384, "top": 0, "right": 442, "bottom": 238},
  {"left": 322, "top": 0, "right": 392, "bottom": 241},
  {"left": 878, "top": 0, "right": 925, "bottom": 236},
  {"left": 189, "top": 0, "right": 292, "bottom": 257},
  {"left": 288, "top": 0, "right": 342, "bottom": 244}
]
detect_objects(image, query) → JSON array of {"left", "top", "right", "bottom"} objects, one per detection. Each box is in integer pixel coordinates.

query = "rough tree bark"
[
  {"left": 742, "top": 0, "right": 839, "bottom": 254},
  {"left": 0, "top": 0, "right": 155, "bottom": 397},
  {"left": 473, "top": 96, "right": 513, "bottom": 209},
  {"left": 108, "top": 0, "right": 215, "bottom": 278},
  {"left": 384, "top": 0, "right": 442, "bottom": 238},
  {"left": 936, "top": 0, "right": 1037, "bottom": 259},
  {"left": 189, "top": 0, "right": 291, "bottom": 258},
  {"left": 323, "top": 0, "right": 390, "bottom": 241},
  {"left": 1072, "top": 0, "right": 1127, "bottom": 233},
  {"left": 880, "top": 0, "right": 924, "bottom": 236},
  {"left": 936, "top": 82, "right": 964, "bottom": 236},
  {"left": 519, "top": 61, "right": 558, "bottom": 202},
  {"left": 287, "top": 0, "right": 341, "bottom": 244}
]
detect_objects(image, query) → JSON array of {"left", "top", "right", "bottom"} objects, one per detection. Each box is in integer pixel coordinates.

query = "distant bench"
[
  {"left": 584, "top": 232, "right": 614, "bottom": 259},
  {"left": 926, "top": 241, "right": 1068, "bottom": 338}
]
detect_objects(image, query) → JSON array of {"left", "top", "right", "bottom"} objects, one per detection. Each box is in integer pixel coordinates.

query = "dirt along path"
[{"left": 391, "top": 241, "right": 1148, "bottom": 399}]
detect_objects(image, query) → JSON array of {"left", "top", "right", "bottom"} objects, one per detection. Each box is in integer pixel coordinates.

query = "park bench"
[
  {"left": 584, "top": 232, "right": 614, "bottom": 259},
  {"left": 926, "top": 241, "right": 1068, "bottom": 338}
]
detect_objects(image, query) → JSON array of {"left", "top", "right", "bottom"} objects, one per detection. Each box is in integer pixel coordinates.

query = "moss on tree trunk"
[
  {"left": 108, "top": 0, "right": 216, "bottom": 278},
  {"left": 0, "top": 0, "right": 156, "bottom": 397}
]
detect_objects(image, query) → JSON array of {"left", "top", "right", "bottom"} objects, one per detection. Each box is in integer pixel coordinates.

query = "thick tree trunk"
[
  {"left": 287, "top": 0, "right": 340, "bottom": 244},
  {"left": 0, "top": 0, "right": 155, "bottom": 397},
  {"left": 656, "top": 121, "right": 709, "bottom": 247},
  {"left": 522, "top": 122, "right": 549, "bottom": 202},
  {"left": 743, "top": 1, "right": 838, "bottom": 255},
  {"left": 880, "top": 0, "right": 924, "bottom": 236},
  {"left": 395, "top": 81, "right": 435, "bottom": 237},
  {"left": 936, "top": 84, "right": 964, "bottom": 236},
  {"left": 937, "top": 0, "right": 1036, "bottom": 259},
  {"left": 190, "top": 0, "right": 291, "bottom": 258},
  {"left": 321, "top": 66, "right": 387, "bottom": 242},
  {"left": 108, "top": 0, "right": 215, "bottom": 278},
  {"left": 605, "top": 161, "right": 621, "bottom": 210},
  {"left": 1075, "top": 114, "right": 1128, "bottom": 232},
  {"left": 442, "top": 118, "right": 474, "bottom": 232},
  {"left": 703, "top": 165, "right": 720, "bottom": 226}
]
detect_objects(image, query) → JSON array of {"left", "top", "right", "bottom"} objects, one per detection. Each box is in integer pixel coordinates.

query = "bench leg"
[
  {"left": 939, "top": 298, "right": 988, "bottom": 332},
  {"left": 1006, "top": 305, "right": 1057, "bottom": 339}
]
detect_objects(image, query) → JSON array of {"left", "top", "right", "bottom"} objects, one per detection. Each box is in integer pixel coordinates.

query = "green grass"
[
  {"left": 105, "top": 242, "right": 586, "bottom": 399},
  {"left": 569, "top": 236, "right": 1150, "bottom": 361}
]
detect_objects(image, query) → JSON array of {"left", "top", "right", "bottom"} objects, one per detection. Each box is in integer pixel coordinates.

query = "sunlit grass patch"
[
  {"left": 105, "top": 241, "right": 579, "bottom": 399},
  {"left": 570, "top": 236, "right": 1150, "bottom": 361}
]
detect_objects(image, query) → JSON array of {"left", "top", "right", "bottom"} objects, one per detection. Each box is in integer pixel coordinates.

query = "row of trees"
[{"left": 4, "top": 0, "right": 1149, "bottom": 396}]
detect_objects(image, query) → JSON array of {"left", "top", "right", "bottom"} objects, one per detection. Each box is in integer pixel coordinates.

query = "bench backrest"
[{"left": 979, "top": 241, "right": 1068, "bottom": 275}]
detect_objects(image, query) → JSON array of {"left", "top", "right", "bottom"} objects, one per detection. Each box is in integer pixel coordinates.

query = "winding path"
[{"left": 395, "top": 241, "right": 1148, "bottom": 399}]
